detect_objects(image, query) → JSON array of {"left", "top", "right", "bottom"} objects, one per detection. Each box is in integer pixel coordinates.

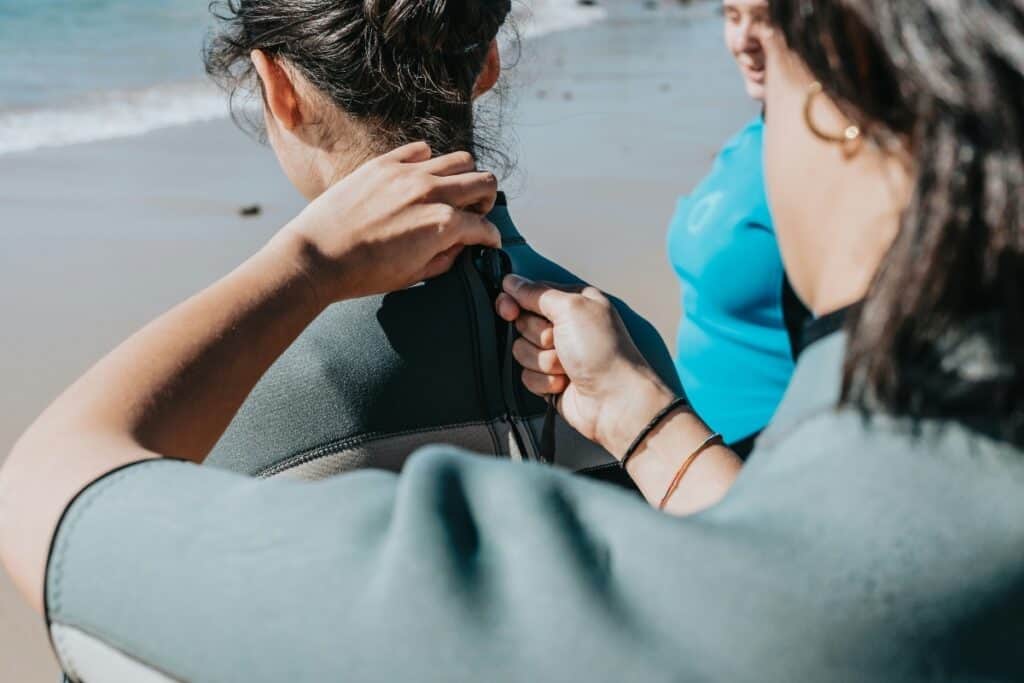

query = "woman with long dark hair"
[{"left": 3, "top": 0, "right": 1024, "bottom": 680}]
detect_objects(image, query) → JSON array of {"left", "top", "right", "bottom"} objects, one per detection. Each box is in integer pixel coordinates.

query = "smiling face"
[{"left": 722, "top": 0, "right": 770, "bottom": 101}]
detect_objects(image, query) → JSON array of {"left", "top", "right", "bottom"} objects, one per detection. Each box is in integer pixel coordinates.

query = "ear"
[
  {"left": 251, "top": 49, "right": 303, "bottom": 131},
  {"left": 472, "top": 40, "right": 502, "bottom": 100}
]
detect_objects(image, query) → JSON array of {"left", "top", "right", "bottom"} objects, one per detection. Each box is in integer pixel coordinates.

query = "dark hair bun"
[
  {"left": 206, "top": 0, "right": 514, "bottom": 169},
  {"left": 364, "top": 0, "right": 510, "bottom": 53}
]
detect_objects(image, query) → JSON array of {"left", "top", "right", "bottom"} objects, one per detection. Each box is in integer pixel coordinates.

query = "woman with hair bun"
[
  {"left": 4, "top": 0, "right": 1024, "bottom": 680},
  {"left": 200, "top": 0, "right": 682, "bottom": 485}
]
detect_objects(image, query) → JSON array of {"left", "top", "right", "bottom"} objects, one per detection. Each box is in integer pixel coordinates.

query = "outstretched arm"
[{"left": 0, "top": 143, "right": 499, "bottom": 613}]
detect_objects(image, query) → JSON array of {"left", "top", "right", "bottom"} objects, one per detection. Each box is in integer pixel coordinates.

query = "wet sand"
[{"left": 0, "top": 1, "right": 754, "bottom": 678}]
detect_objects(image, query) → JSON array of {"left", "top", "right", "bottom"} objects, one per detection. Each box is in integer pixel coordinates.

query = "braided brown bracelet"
[{"left": 620, "top": 397, "right": 689, "bottom": 470}]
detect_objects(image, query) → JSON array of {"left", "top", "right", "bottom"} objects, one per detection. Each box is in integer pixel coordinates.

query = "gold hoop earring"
[{"left": 803, "top": 81, "right": 861, "bottom": 144}]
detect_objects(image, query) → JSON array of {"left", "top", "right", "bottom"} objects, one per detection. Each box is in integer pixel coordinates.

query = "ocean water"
[{"left": 0, "top": 0, "right": 606, "bottom": 156}]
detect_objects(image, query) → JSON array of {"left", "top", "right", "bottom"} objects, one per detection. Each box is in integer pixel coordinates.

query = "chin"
[{"left": 744, "top": 80, "right": 766, "bottom": 103}]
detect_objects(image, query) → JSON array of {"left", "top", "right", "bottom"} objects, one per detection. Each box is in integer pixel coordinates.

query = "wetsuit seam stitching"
[{"left": 256, "top": 419, "right": 502, "bottom": 477}]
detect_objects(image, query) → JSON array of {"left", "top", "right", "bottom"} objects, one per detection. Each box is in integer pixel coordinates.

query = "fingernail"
[{"left": 504, "top": 274, "right": 526, "bottom": 292}]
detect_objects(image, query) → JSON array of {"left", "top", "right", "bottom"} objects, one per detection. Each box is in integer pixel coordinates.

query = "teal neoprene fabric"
[{"left": 46, "top": 333, "right": 1024, "bottom": 682}]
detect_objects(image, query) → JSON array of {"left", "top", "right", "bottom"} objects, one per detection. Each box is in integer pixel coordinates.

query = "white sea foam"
[
  {"left": 0, "top": 82, "right": 228, "bottom": 156},
  {"left": 0, "top": 0, "right": 606, "bottom": 157}
]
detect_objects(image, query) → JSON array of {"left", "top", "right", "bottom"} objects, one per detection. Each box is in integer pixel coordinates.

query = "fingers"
[
  {"left": 465, "top": 195, "right": 497, "bottom": 216},
  {"left": 420, "top": 151, "right": 476, "bottom": 177},
  {"left": 440, "top": 212, "right": 502, "bottom": 250},
  {"left": 496, "top": 295, "right": 560, "bottom": 349},
  {"left": 521, "top": 369, "right": 569, "bottom": 397},
  {"left": 515, "top": 312, "right": 554, "bottom": 349},
  {"left": 502, "top": 274, "right": 578, "bottom": 322},
  {"left": 495, "top": 293, "right": 521, "bottom": 322},
  {"left": 420, "top": 244, "right": 464, "bottom": 281},
  {"left": 432, "top": 171, "right": 498, "bottom": 214},
  {"left": 512, "top": 337, "right": 565, "bottom": 375},
  {"left": 385, "top": 141, "right": 433, "bottom": 163},
  {"left": 386, "top": 143, "right": 496, "bottom": 219},
  {"left": 414, "top": 150, "right": 496, "bottom": 214}
]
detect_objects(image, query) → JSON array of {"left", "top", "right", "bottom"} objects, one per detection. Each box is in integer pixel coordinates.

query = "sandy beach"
[{"left": 0, "top": 1, "right": 754, "bottom": 678}]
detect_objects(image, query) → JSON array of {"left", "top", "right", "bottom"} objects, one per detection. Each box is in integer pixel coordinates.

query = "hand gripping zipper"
[{"left": 471, "top": 247, "right": 557, "bottom": 464}]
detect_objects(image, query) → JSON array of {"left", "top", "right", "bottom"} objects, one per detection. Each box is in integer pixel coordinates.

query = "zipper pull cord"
[{"left": 539, "top": 394, "right": 557, "bottom": 465}]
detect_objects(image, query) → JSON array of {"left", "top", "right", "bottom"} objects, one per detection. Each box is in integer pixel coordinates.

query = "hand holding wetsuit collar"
[
  {"left": 282, "top": 142, "right": 500, "bottom": 305},
  {"left": 0, "top": 143, "right": 499, "bottom": 615},
  {"left": 497, "top": 274, "right": 743, "bottom": 514}
]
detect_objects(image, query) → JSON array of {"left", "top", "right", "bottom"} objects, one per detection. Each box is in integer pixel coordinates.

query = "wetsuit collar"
[
  {"left": 756, "top": 307, "right": 855, "bottom": 449},
  {"left": 486, "top": 191, "right": 525, "bottom": 245},
  {"left": 793, "top": 303, "right": 856, "bottom": 359}
]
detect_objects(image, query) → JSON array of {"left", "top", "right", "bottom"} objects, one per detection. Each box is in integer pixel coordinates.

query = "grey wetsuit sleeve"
[{"left": 44, "top": 433, "right": 1024, "bottom": 682}]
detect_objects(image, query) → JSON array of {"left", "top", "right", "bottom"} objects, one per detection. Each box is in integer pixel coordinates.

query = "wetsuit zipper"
[
  {"left": 471, "top": 247, "right": 556, "bottom": 464},
  {"left": 471, "top": 246, "right": 529, "bottom": 459}
]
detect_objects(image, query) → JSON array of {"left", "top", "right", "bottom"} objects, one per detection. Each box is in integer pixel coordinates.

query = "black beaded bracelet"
[{"left": 620, "top": 397, "right": 689, "bottom": 469}]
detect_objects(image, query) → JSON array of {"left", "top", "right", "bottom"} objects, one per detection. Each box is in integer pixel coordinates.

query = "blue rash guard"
[{"left": 668, "top": 116, "right": 794, "bottom": 445}]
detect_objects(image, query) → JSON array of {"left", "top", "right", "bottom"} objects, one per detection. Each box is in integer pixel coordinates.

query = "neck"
[
  {"left": 809, "top": 210, "right": 895, "bottom": 316},
  {"left": 303, "top": 146, "right": 375, "bottom": 199},
  {"left": 806, "top": 150, "right": 909, "bottom": 317}
]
